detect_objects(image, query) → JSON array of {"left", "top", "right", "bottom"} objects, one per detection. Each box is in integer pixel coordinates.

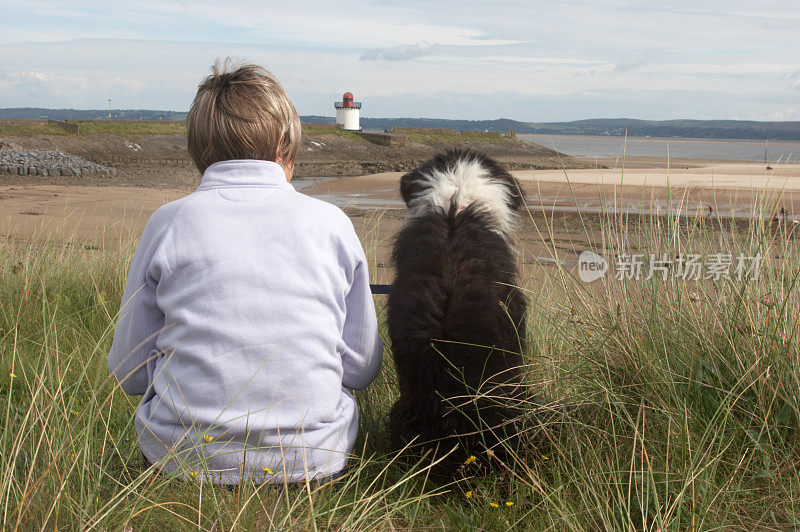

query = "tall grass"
[{"left": 1, "top": 192, "right": 799, "bottom": 529}]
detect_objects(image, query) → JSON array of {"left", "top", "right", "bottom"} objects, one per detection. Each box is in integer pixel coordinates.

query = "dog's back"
[{"left": 388, "top": 150, "right": 527, "bottom": 476}]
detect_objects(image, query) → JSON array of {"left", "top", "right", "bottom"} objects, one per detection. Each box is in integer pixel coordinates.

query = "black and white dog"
[{"left": 388, "top": 149, "right": 528, "bottom": 477}]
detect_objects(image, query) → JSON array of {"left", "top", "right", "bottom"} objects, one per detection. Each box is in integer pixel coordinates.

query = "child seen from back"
[{"left": 107, "top": 62, "right": 383, "bottom": 484}]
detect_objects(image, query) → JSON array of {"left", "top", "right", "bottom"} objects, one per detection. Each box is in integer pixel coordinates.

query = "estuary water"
[{"left": 519, "top": 134, "right": 800, "bottom": 163}]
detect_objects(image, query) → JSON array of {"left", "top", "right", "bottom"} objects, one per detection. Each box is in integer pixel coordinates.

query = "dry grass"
[{"left": 1, "top": 183, "right": 799, "bottom": 529}]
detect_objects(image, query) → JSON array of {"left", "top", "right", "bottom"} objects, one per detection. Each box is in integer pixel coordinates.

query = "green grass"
[
  {"left": 74, "top": 121, "right": 186, "bottom": 135},
  {"left": 0, "top": 122, "right": 71, "bottom": 137},
  {"left": 300, "top": 123, "right": 372, "bottom": 143},
  {"left": 1, "top": 190, "right": 799, "bottom": 529},
  {"left": 402, "top": 130, "right": 517, "bottom": 145},
  {"left": 1, "top": 120, "right": 513, "bottom": 147},
  {"left": 300, "top": 123, "right": 517, "bottom": 146}
]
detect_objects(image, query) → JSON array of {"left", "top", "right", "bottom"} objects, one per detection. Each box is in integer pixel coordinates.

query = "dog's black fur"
[{"left": 388, "top": 149, "right": 528, "bottom": 478}]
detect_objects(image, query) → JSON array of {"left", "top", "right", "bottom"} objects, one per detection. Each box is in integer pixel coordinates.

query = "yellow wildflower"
[
  {"left": 9, "top": 373, "right": 16, "bottom": 379},
  {"left": 541, "top": 454, "right": 549, "bottom": 460},
  {"left": 465, "top": 491, "right": 473, "bottom": 499},
  {"left": 262, "top": 467, "right": 273, "bottom": 475},
  {"left": 203, "top": 435, "right": 214, "bottom": 443},
  {"left": 485, "top": 449, "right": 495, "bottom": 458},
  {"left": 505, "top": 501, "right": 514, "bottom": 507},
  {"left": 70, "top": 410, "right": 79, "bottom": 416},
  {"left": 489, "top": 502, "right": 499, "bottom": 508},
  {"left": 189, "top": 471, "right": 198, "bottom": 479},
  {"left": 464, "top": 455, "right": 477, "bottom": 465}
]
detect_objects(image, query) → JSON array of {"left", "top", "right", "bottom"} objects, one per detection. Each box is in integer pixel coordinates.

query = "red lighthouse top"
[
  {"left": 334, "top": 92, "right": 361, "bottom": 110},
  {"left": 342, "top": 92, "right": 354, "bottom": 108}
]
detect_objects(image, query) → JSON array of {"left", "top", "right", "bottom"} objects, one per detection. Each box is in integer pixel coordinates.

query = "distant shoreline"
[
  {"left": 521, "top": 133, "right": 800, "bottom": 145},
  {"left": 520, "top": 133, "right": 800, "bottom": 164},
  {"left": 302, "top": 160, "right": 800, "bottom": 212},
  {"left": 2, "top": 110, "right": 800, "bottom": 141}
]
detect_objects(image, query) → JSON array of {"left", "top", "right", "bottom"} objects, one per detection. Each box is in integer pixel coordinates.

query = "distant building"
[{"left": 334, "top": 92, "right": 361, "bottom": 131}]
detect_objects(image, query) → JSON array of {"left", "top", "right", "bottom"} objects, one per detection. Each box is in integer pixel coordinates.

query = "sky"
[{"left": 1, "top": 0, "right": 799, "bottom": 122}]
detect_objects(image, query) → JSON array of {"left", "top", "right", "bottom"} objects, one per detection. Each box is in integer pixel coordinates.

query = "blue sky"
[{"left": 1, "top": 0, "right": 799, "bottom": 121}]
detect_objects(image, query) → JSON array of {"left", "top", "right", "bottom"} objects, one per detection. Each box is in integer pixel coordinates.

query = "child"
[{"left": 108, "top": 61, "right": 383, "bottom": 484}]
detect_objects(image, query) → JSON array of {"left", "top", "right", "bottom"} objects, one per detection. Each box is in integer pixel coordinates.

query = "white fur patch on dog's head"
[{"left": 404, "top": 154, "right": 519, "bottom": 236}]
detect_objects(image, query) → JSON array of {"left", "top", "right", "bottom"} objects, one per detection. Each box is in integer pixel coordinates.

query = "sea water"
[{"left": 519, "top": 134, "right": 800, "bottom": 163}]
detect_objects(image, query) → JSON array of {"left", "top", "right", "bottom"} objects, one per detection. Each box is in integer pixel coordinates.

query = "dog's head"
[{"left": 399, "top": 149, "right": 526, "bottom": 236}]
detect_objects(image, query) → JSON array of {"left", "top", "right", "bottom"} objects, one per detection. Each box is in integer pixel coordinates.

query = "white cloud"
[
  {"left": 657, "top": 63, "right": 799, "bottom": 75},
  {"left": 615, "top": 57, "right": 647, "bottom": 73},
  {"left": 1, "top": 1, "right": 800, "bottom": 120},
  {"left": 0, "top": 67, "right": 161, "bottom": 108},
  {"left": 477, "top": 56, "right": 602, "bottom": 65},
  {"left": 790, "top": 70, "right": 800, "bottom": 91},
  {"left": 360, "top": 41, "right": 438, "bottom": 61}
]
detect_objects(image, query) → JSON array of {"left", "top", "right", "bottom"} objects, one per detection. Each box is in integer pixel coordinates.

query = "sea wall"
[{"left": 0, "top": 148, "right": 115, "bottom": 177}]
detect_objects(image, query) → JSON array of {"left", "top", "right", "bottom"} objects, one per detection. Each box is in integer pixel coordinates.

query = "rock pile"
[
  {"left": 0, "top": 148, "right": 116, "bottom": 177},
  {"left": 0, "top": 139, "right": 22, "bottom": 150}
]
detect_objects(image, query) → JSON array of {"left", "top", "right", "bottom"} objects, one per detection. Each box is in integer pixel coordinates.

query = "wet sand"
[
  {"left": 304, "top": 162, "right": 800, "bottom": 219},
  {"left": 0, "top": 184, "right": 185, "bottom": 248}
]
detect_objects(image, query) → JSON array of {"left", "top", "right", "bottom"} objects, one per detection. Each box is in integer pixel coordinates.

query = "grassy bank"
[
  {"left": 1, "top": 199, "right": 799, "bottom": 529},
  {"left": 0, "top": 120, "right": 186, "bottom": 137},
  {"left": 299, "top": 123, "right": 371, "bottom": 143},
  {"left": 399, "top": 130, "right": 517, "bottom": 145},
  {"left": 0, "top": 121, "right": 72, "bottom": 137},
  {"left": 0, "top": 120, "right": 516, "bottom": 143},
  {"left": 74, "top": 121, "right": 186, "bottom": 136}
]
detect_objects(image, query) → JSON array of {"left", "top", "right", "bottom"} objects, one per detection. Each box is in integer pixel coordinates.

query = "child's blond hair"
[{"left": 187, "top": 59, "right": 301, "bottom": 173}]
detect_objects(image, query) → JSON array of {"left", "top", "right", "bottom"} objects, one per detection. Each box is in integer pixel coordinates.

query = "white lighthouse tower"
[{"left": 334, "top": 91, "right": 361, "bottom": 131}]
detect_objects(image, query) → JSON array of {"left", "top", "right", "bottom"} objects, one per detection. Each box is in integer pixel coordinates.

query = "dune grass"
[{"left": 1, "top": 190, "right": 799, "bottom": 529}]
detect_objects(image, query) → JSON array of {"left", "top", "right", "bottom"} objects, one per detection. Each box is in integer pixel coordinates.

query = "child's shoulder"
[
  {"left": 147, "top": 193, "right": 199, "bottom": 228},
  {"left": 291, "top": 191, "right": 352, "bottom": 225},
  {"left": 167, "top": 189, "right": 354, "bottom": 237}
]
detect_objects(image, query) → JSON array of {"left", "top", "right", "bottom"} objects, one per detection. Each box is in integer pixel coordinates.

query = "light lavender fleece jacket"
[{"left": 108, "top": 160, "right": 383, "bottom": 484}]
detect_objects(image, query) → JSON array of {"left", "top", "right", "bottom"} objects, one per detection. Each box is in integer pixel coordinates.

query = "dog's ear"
[{"left": 399, "top": 168, "right": 425, "bottom": 206}]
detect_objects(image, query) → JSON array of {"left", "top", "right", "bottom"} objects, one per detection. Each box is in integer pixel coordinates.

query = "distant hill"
[{"left": 3, "top": 108, "right": 800, "bottom": 140}]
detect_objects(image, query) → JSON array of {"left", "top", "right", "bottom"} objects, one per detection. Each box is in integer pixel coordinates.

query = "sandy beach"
[
  {"left": 304, "top": 161, "right": 800, "bottom": 218},
  {"left": 2, "top": 161, "right": 797, "bottom": 248},
  {"left": 2, "top": 160, "right": 797, "bottom": 286}
]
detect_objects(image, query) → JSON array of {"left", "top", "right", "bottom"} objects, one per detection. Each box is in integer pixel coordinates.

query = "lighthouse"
[{"left": 334, "top": 92, "right": 361, "bottom": 131}]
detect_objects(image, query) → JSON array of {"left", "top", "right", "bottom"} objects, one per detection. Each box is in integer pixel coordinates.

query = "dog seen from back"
[{"left": 388, "top": 149, "right": 528, "bottom": 478}]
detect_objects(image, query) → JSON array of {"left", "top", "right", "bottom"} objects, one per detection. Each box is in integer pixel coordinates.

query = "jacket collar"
[{"left": 197, "top": 160, "right": 292, "bottom": 190}]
